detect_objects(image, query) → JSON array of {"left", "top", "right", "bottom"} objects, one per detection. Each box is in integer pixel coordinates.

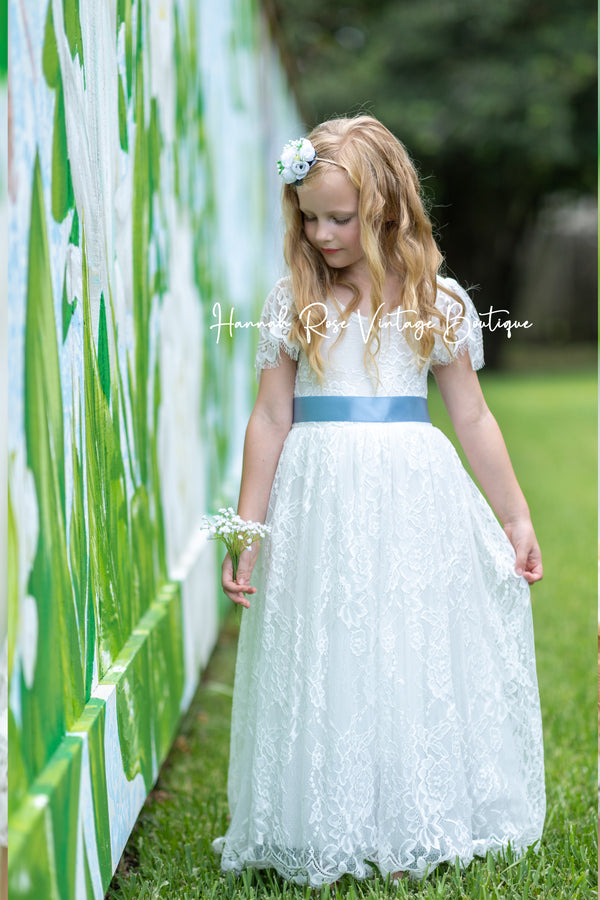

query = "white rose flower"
[
  {"left": 280, "top": 145, "right": 296, "bottom": 168},
  {"left": 291, "top": 160, "right": 310, "bottom": 178},
  {"left": 297, "top": 139, "right": 316, "bottom": 162},
  {"left": 280, "top": 167, "right": 298, "bottom": 184}
]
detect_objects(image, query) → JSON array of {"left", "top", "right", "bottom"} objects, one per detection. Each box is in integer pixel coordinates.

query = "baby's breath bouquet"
[{"left": 201, "top": 507, "right": 270, "bottom": 580}]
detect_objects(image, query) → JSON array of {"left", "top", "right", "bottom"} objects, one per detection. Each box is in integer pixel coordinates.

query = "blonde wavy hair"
[{"left": 282, "top": 115, "right": 465, "bottom": 382}]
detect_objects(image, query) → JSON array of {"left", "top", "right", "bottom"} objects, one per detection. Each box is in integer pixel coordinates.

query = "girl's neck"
[{"left": 333, "top": 269, "right": 403, "bottom": 314}]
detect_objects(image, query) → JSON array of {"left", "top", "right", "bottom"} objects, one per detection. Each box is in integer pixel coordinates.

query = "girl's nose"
[{"left": 315, "top": 220, "right": 333, "bottom": 243}]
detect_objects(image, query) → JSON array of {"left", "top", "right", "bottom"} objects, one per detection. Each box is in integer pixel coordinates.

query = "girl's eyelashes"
[{"left": 301, "top": 214, "right": 353, "bottom": 225}]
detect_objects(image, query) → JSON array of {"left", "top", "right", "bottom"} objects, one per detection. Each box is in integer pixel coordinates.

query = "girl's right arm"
[{"left": 222, "top": 351, "right": 297, "bottom": 607}]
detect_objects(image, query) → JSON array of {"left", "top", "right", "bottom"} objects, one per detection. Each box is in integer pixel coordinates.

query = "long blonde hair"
[{"left": 282, "top": 115, "right": 464, "bottom": 381}]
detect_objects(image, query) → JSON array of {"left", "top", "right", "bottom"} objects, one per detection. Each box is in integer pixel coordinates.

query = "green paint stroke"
[
  {"left": 174, "top": 5, "right": 189, "bottom": 145},
  {"left": 131, "top": 485, "right": 155, "bottom": 621},
  {"left": 81, "top": 227, "right": 128, "bottom": 672},
  {"left": 148, "top": 587, "right": 184, "bottom": 765},
  {"left": 51, "top": 74, "right": 75, "bottom": 223},
  {"left": 62, "top": 0, "right": 85, "bottom": 68},
  {"left": 69, "top": 207, "right": 79, "bottom": 245},
  {"left": 118, "top": 72, "right": 129, "bottom": 152},
  {"left": 0, "top": 0, "right": 6, "bottom": 79},
  {"left": 97, "top": 293, "right": 111, "bottom": 405},
  {"left": 7, "top": 708, "right": 27, "bottom": 819},
  {"left": 116, "top": 0, "right": 133, "bottom": 100},
  {"left": 6, "top": 479, "right": 17, "bottom": 685},
  {"left": 8, "top": 799, "right": 61, "bottom": 900},
  {"left": 131, "top": 34, "right": 150, "bottom": 485},
  {"left": 76, "top": 698, "right": 112, "bottom": 886},
  {"left": 61, "top": 268, "right": 77, "bottom": 342},
  {"left": 83, "top": 846, "right": 95, "bottom": 900},
  {"left": 148, "top": 98, "right": 162, "bottom": 231},
  {"left": 24, "top": 157, "right": 84, "bottom": 776},
  {"left": 43, "top": 0, "right": 75, "bottom": 223},
  {"left": 108, "top": 589, "right": 185, "bottom": 790},
  {"left": 113, "top": 631, "right": 153, "bottom": 787},
  {"left": 151, "top": 353, "right": 167, "bottom": 581},
  {"left": 106, "top": 283, "right": 136, "bottom": 487},
  {"left": 34, "top": 735, "right": 83, "bottom": 900},
  {"left": 69, "top": 395, "right": 89, "bottom": 699},
  {"left": 42, "top": 1, "right": 60, "bottom": 90}
]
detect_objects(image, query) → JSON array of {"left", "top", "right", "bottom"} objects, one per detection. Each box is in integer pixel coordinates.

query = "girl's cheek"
[{"left": 304, "top": 225, "right": 317, "bottom": 246}]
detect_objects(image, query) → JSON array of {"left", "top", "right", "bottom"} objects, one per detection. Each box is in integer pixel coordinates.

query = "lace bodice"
[{"left": 254, "top": 276, "right": 484, "bottom": 398}]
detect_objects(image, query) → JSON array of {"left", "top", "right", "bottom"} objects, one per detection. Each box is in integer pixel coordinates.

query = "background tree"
[{"left": 269, "top": 0, "right": 596, "bottom": 364}]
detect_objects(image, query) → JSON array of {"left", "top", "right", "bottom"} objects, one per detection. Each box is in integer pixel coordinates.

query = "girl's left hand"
[
  {"left": 221, "top": 544, "right": 260, "bottom": 608},
  {"left": 503, "top": 519, "right": 543, "bottom": 584}
]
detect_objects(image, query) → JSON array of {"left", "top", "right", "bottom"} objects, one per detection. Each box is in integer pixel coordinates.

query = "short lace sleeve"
[
  {"left": 430, "top": 276, "right": 484, "bottom": 370},
  {"left": 254, "top": 277, "right": 300, "bottom": 381}
]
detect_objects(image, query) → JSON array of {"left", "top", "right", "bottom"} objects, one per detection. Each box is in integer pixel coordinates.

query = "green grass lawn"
[{"left": 106, "top": 367, "right": 597, "bottom": 900}]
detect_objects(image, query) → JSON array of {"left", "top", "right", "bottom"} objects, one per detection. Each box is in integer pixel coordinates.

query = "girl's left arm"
[{"left": 432, "top": 353, "right": 543, "bottom": 584}]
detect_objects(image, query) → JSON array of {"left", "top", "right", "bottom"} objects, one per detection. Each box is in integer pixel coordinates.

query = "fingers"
[
  {"left": 515, "top": 547, "right": 543, "bottom": 584},
  {"left": 522, "top": 557, "right": 543, "bottom": 584},
  {"left": 222, "top": 577, "right": 256, "bottom": 607},
  {"left": 523, "top": 570, "right": 543, "bottom": 584},
  {"left": 225, "top": 589, "right": 251, "bottom": 608},
  {"left": 221, "top": 556, "right": 257, "bottom": 608},
  {"left": 222, "top": 583, "right": 252, "bottom": 607}
]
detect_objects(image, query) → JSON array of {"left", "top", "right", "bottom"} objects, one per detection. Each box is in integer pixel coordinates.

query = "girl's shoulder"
[
  {"left": 435, "top": 274, "right": 471, "bottom": 305},
  {"left": 255, "top": 276, "right": 299, "bottom": 381},
  {"left": 431, "top": 274, "right": 485, "bottom": 371},
  {"left": 269, "top": 274, "right": 294, "bottom": 299},
  {"left": 260, "top": 275, "right": 296, "bottom": 319},
  {"left": 261, "top": 275, "right": 294, "bottom": 321}
]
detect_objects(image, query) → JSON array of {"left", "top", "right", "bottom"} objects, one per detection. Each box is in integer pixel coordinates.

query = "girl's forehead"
[{"left": 297, "top": 169, "right": 358, "bottom": 210}]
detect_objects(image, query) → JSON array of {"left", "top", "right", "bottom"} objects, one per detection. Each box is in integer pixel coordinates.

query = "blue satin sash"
[{"left": 292, "top": 395, "right": 430, "bottom": 424}]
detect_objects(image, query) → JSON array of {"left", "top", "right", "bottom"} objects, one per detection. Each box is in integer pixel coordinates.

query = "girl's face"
[{"left": 296, "top": 170, "right": 365, "bottom": 274}]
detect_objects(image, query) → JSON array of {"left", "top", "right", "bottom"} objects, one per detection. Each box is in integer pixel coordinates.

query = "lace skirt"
[{"left": 213, "top": 421, "right": 545, "bottom": 886}]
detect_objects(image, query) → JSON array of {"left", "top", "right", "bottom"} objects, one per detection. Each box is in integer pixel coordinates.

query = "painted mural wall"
[
  {"left": 1, "top": 0, "right": 8, "bottom": 873},
  {"left": 7, "top": 0, "right": 301, "bottom": 896}
]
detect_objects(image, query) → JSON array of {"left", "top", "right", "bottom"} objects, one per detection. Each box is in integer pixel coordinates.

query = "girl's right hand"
[{"left": 221, "top": 547, "right": 259, "bottom": 608}]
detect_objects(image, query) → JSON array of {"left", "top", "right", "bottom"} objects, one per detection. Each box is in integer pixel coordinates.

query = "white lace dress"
[{"left": 213, "top": 276, "right": 545, "bottom": 886}]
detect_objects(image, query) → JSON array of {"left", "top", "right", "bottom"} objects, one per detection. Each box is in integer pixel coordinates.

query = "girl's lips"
[{"left": 321, "top": 248, "right": 340, "bottom": 254}]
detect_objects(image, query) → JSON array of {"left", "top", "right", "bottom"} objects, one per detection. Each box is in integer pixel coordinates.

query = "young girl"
[{"left": 213, "top": 115, "right": 545, "bottom": 887}]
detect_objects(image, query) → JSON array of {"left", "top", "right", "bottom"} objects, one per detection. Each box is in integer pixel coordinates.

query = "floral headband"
[
  {"left": 277, "top": 137, "right": 347, "bottom": 186},
  {"left": 277, "top": 138, "right": 318, "bottom": 185}
]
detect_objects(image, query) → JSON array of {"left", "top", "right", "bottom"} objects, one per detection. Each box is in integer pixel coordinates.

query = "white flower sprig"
[
  {"left": 277, "top": 138, "right": 317, "bottom": 184},
  {"left": 201, "top": 508, "right": 270, "bottom": 581}
]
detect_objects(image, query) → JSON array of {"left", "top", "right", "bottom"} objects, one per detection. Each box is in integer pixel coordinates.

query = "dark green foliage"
[
  {"left": 271, "top": 0, "right": 596, "bottom": 364},
  {"left": 274, "top": 0, "right": 595, "bottom": 185}
]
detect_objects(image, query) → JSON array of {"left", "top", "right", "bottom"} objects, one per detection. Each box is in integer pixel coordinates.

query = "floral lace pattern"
[
  {"left": 215, "top": 277, "right": 545, "bottom": 886},
  {"left": 254, "top": 275, "right": 484, "bottom": 389}
]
